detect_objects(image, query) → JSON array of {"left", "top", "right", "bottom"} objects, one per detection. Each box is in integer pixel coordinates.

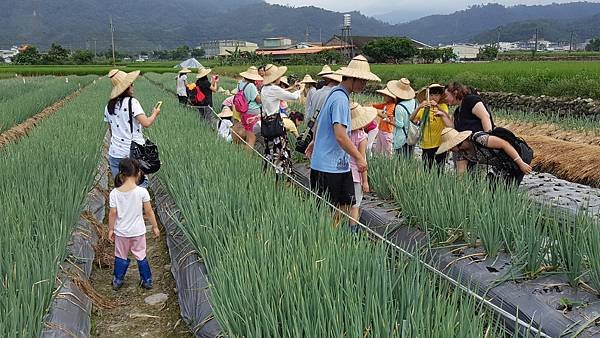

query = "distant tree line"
[
  {"left": 13, "top": 43, "right": 206, "bottom": 65},
  {"left": 361, "top": 37, "right": 456, "bottom": 63},
  {"left": 586, "top": 38, "right": 600, "bottom": 52}
]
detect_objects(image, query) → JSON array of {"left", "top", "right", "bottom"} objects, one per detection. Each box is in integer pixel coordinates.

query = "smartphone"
[{"left": 154, "top": 101, "right": 163, "bottom": 109}]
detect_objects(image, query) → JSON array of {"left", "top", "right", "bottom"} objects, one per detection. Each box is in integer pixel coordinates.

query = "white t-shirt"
[
  {"left": 176, "top": 74, "right": 188, "bottom": 96},
  {"left": 109, "top": 186, "right": 151, "bottom": 237},
  {"left": 261, "top": 85, "right": 300, "bottom": 116},
  {"left": 218, "top": 119, "right": 233, "bottom": 141},
  {"left": 104, "top": 97, "right": 146, "bottom": 158}
]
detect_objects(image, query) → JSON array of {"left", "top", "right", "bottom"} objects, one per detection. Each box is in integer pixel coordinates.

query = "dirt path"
[
  {"left": 0, "top": 88, "right": 83, "bottom": 149},
  {"left": 89, "top": 189, "right": 192, "bottom": 337}
]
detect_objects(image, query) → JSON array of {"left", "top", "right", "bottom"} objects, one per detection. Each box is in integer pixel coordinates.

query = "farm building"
[
  {"left": 197, "top": 40, "right": 259, "bottom": 58},
  {"left": 325, "top": 35, "right": 432, "bottom": 55},
  {"left": 262, "top": 37, "right": 294, "bottom": 49},
  {"left": 256, "top": 44, "right": 346, "bottom": 61},
  {"left": 441, "top": 44, "right": 482, "bottom": 60}
]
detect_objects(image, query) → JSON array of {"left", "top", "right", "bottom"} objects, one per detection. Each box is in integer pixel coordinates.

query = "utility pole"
[
  {"left": 110, "top": 16, "right": 116, "bottom": 66},
  {"left": 94, "top": 39, "right": 97, "bottom": 58},
  {"left": 569, "top": 31, "right": 574, "bottom": 52},
  {"left": 305, "top": 27, "right": 309, "bottom": 44},
  {"left": 496, "top": 28, "right": 501, "bottom": 48},
  {"left": 533, "top": 28, "right": 538, "bottom": 57}
]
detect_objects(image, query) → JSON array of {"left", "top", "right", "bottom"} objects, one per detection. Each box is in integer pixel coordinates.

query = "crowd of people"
[
  {"left": 100, "top": 55, "right": 534, "bottom": 287},
  {"left": 200, "top": 55, "right": 533, "bottom": 230}
]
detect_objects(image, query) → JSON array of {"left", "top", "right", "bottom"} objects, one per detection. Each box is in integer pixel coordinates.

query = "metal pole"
[
  {"left": 533, "top": 28, "right": 538, "bottom": 57},
  {"left": 569, "top": 31, "right": 574, "bottom": 52},
  {"left": 110, "top": 16, "right": 116, "bottom": 66}
]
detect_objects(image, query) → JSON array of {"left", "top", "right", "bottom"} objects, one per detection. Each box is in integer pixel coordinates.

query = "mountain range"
[{"left": 1, "top": 1, "right": 600, "bottom": 51}]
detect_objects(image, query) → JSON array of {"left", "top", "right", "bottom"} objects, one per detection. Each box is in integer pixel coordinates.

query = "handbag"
[
  {"left": 261, "top": 110, "right": 286, "bottom": 140},
  {"left": 128, "top": 98, "right": 161, "bottom": 174},
  {"left": 397, "top": 103, "right": 421, "bottom": 146}
]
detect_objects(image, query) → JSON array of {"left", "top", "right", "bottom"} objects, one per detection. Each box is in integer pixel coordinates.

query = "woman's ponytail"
[{"left": 114, "top": 173, "right": 125, "bottom": 187}]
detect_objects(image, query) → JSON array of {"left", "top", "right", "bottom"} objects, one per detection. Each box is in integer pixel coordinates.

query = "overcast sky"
[{"left": 265, "top": 0, "right": 579, "bottom": 21}]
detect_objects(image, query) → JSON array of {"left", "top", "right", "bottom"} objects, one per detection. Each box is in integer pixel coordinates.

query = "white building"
[
  {"left": 263, "top": 37, "right": 293, "bottom": 49},
  {"left": 442, "top": 44, "right": 482, "bottom": 60},
  {"left": 197, "top": 40, "right": 258, "bottom": 58},
  {"left": 0, "top": 47, "right": 19, "bottom": 63}
]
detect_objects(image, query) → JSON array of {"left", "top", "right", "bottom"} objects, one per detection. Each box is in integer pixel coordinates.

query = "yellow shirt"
[
  {"left": 232, "top": 106, "right": 241, "bottom": 122},
  {"left": 415, "top": 103, "right": 449, "bottom": 150},
  {"left": 282, "top": 117, "right": 299, "bottom": 138}
]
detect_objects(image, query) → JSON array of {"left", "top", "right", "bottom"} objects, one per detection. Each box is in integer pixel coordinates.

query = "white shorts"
[{"left": 353, "top": 182, "right": 364, "bottom": 208}]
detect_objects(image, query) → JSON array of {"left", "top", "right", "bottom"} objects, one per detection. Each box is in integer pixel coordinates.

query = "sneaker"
[
  {"left": 112, "top": 277, "right": 124, "bottom": 290},
  {"left": 140, "top": 279, "right": 153, "bottom": 290}
]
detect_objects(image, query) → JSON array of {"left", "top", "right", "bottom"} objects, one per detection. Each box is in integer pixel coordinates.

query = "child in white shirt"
[
  {"left": 109, "top": 158, "right": 160, "bottom": 290},
  {"left": 217, "top": 106, "right": 234, "bottom": 142}
]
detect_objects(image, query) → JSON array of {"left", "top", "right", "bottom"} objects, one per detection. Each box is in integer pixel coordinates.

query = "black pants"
[
  {"left": 421, "top": 148, "right": 447, "bottom": 170},
  {"left": 310, "top": 169, "right": 355, "bottom": 207},
  {"left": 396, "top": 144, "right": 413, "bottom": 158},
  {"left": 177, "top": 95, "right": 187, "bottom": 104}
]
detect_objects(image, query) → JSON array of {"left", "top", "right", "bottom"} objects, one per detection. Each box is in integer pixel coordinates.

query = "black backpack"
[
  {"left": 489, "top": 127, "right": 533, "bottom": 165},
  {"left": 472, "top": 127, "right": 533, "bottom": 176}
]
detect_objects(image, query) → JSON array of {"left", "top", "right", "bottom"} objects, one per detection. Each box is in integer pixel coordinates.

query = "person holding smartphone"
[
  {"left": 104, "top": 69, "right": 161, "bottom": 188},
  {"left": 195, "top": 67, "right": 219, "bottom": 119}
]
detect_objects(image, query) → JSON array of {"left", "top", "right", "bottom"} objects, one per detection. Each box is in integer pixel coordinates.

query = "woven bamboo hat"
[
  {"left": 301, "top": 74, "right": 317, "bottom": 84},
  {"left": 386, "top": 78, "right": 415, "bottom": 100},
  {"left": 323, "top": 72, "right": 342, "bottom": 83},
  {"left": 350, "top": 102, "right": 378, "bottom": 131},
  {"left": 318, "top": 65, "right": 333, "bottom": 76},
  {"left": 263, "top": 64, "right": 288, "bottom": 85},
  {"left": 239, "top": 66, "right": 263, "bottom": 82},
  {"left": 416, "top": 83, "right": 445, "bottom": 103},
  {"left": 280, "top": 76, "right": 290, "bottom": 87},
  {"left": 196, "top": 67, "right": 212, "bottom": 79},
  {"left": 335, "top": 55, "right": 381, "bottom": 82},
  {"left": 218, "top": 106, "right": 234, "bottom": 118},
  {"left": 436, "top": 128, "right": 473, "bottom": 154},
  {"left": 179, "top": 67, "right": 192, "bottom": 74},
  {"left": 376, "top": 87, "right": 396, "bottom": 100},
  {"left": 109, "top": 69, "right": 140, "bottom": 99}
]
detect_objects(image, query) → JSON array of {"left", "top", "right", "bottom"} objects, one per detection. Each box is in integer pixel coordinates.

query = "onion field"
[
  {"left": 3, "top": 70, "right": 599, "bottom": 337},
  {"left": 0, "top": 75, "right": 97, "bottom": 133},
  {"left": 0, "top": 79, "right": 107, "bottom": 336}
]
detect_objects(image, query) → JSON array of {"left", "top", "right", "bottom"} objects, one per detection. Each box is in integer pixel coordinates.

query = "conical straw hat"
[
  {"left": 350, "top": 102, "right": 378, "bottom": 131},
  {"left": 263, "top": 64, "right": 288, "bottom": 85},
  {"left": 323, "top": 72, "right": 342, "bottom": 83},
  {"left": 318, "top": 65, "right": 333, "bottom": 76},
  {"left": 416, "top": 83, "right": 445, "bottom": 103},
  {"left": 300, "top": 74, "right": 317, "bottom": 84},
  {"left": 196, "top": 67, "right": 212, "bottom": 79},
  {"left": 109, "top": 69, "right": 140, "bottom": 99},
  {"left": 335, "top": 55, "right": 381, "bottom": 82},
  {"left": 179, "top": 67, "right": 192, "bottom": 74},
  {"left": 239, "top": 66, "right": 263, "bottom": 82},
  {"left": 280, "top": 76, "right": 290, "bottom": 87},
  {"left": 436, "top": 128, "right": 473, "bottom": 154},
  {"left": 376, "top": 87, "right": 396, "bottom": 99},
  {"left": 386, "top": 78, "right": 415, "bottom": 100},
  {"left": 218, "top": 106, "right": 234, "bottom": 118}
]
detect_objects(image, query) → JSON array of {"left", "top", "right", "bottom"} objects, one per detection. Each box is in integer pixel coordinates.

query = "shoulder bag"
[{"left": 128, "top": 98, "right": 161, "bottom": 174}]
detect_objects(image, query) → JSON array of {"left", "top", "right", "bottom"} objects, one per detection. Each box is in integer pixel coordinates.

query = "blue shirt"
[
  {"left": 393, "top": 99, "right": 417, "bottom": 149},
  {"left": 310, "top": 85, "right": 351, "bottom": 173}
]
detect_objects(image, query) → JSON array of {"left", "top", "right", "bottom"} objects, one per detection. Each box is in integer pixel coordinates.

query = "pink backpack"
[{"left": 233, "top": 82, "right": 250, "bottom": 114}]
